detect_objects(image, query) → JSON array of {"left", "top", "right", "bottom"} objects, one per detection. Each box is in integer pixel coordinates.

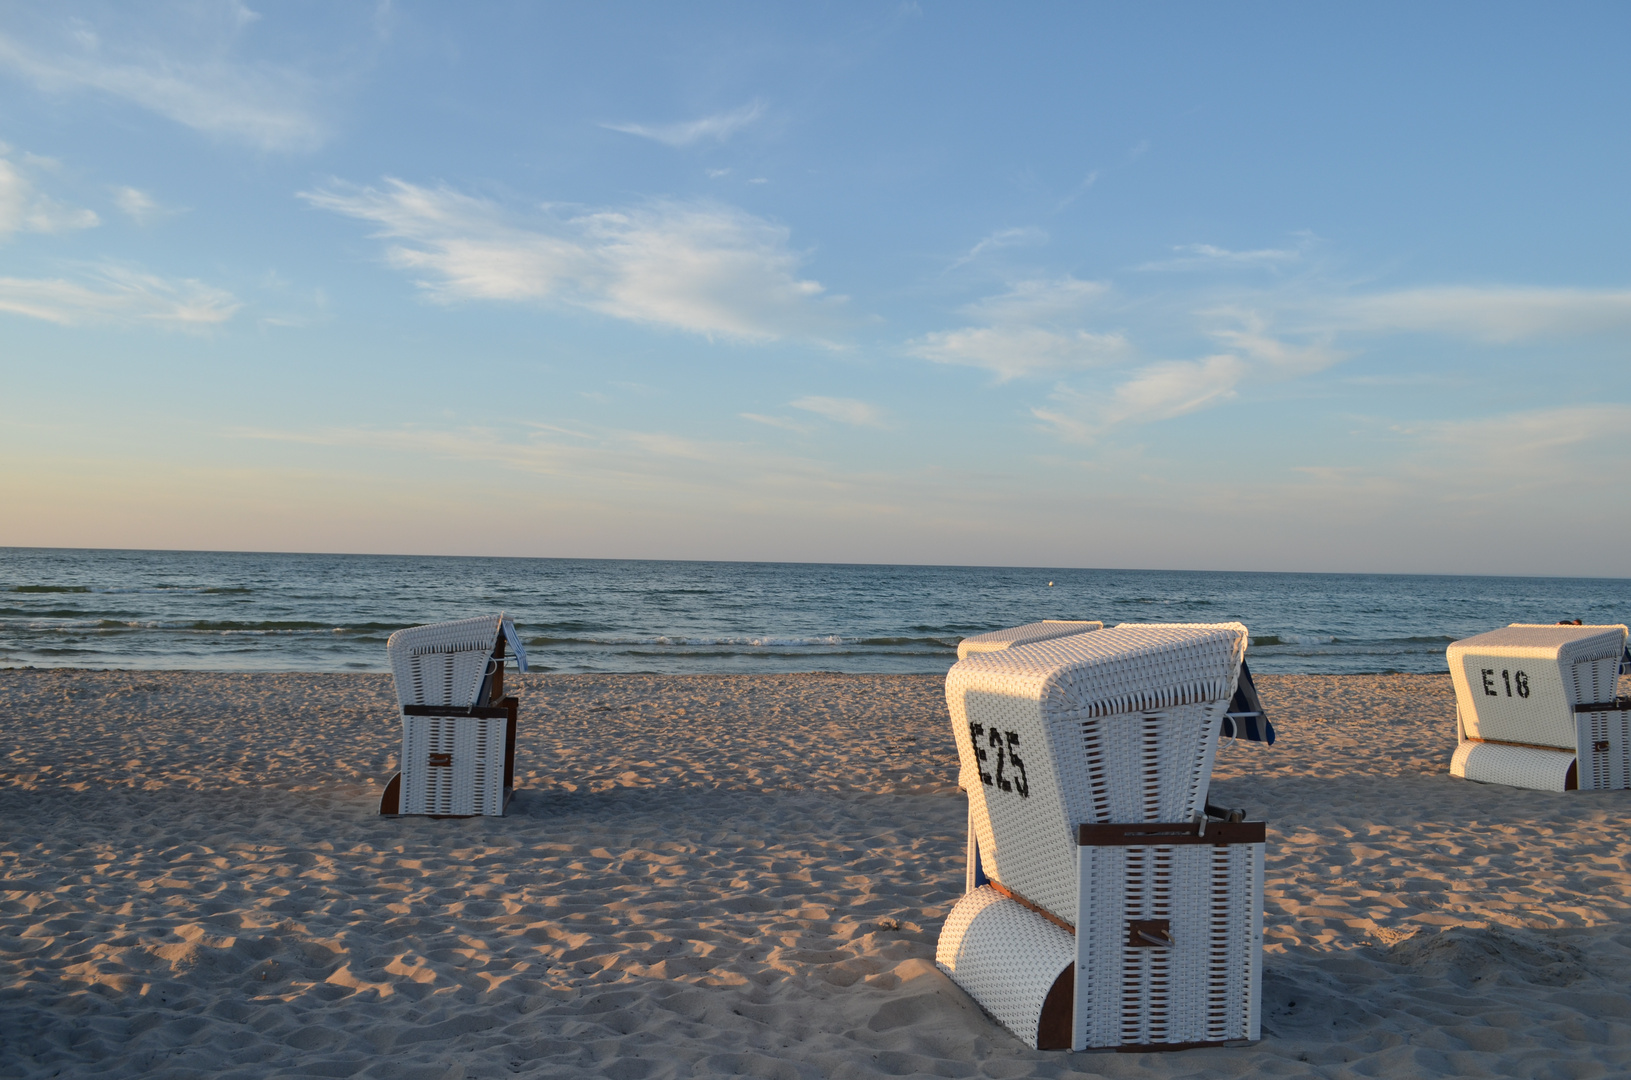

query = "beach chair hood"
[{"left": 387, "top": 613, "right": 525, "bottom": 708}]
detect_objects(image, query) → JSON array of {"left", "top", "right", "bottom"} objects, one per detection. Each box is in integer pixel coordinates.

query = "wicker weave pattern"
[
  {"left": 948, "top": 624, "right": 1246, "bottom": 925},
  {"left": 1074, "top": 840, "right": 1262, "bottom": 1049},
  {"left": 936, "top": 886, "right": 1075, "bottom": 1050},
  {"left": 387, "top": 615, "right": 504, "bottom": 708},
  {"left": 958, "top": 621, "right": 1104, "bottom": 660},
  {"left": 1579, "top": 703, "right": 1631, "bottom": 790},
  {"left": 1573, "top": 652, "right": 1631, "bottom": 789},
  {"left": 1450, "top": 741, "right": 1575, "bottom": 791},
  {"left": 399, "top": 715, "right": 507, "bottom": 816}
]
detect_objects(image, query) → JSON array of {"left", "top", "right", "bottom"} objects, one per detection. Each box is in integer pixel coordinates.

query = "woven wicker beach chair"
[
  {"left": 936, "top": 622, "right": 1266, "bottom": 1051},
  {"left": 1449, "top": 623, "right": 1631, "bottom": 792},
  {"left": 954, "top": 623, "right": 1271, "bottom": 891},
  {"left": 379, "top": 613, "right": 530, "bottom": 817}
]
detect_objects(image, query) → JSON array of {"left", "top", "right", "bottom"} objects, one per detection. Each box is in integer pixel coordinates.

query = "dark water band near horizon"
[{"left": 1, "top": 547, "right": 1627, "bottom": 676}]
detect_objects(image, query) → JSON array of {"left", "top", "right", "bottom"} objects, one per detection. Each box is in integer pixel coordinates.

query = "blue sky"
[{"left": 2, "top": 2, "right": 1628, "bottom": 575}]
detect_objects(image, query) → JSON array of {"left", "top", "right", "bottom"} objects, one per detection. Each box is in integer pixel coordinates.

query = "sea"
[{"left": 1, "top": 547, "right": 1627, "bottom": 676}]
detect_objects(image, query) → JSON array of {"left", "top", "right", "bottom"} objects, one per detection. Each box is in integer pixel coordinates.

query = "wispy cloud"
[
  {"left": 740, "top": 412, "right": 814, "bottom": 434},
  {"left": 0, "top": 7, "right": 329, "bottom": 152},
  {"left": 964, "top": 277, "right": 1109, "bottom": 323},
  {"left": 946, "top": 226, "right": 1047, "bottom": 271},
  {"left": 110, "top": 185, "right": 175, "bottom": 225},
  {"left": 790, "top": 396, "right": 887, "bottom": 428},
  {"left": 1319, "top": 286, "right": 1631, "bottom": 343},
  {"left": 1054, "top": 170, "right": 1098, "bottom": 212},
  {"left": 1410, "top": 404, "right": 1631, "bottom": 474},
  {"left": 0, "top": 152, "right": 99, "bottom": 236},
  {"left": 908, "top": 277, "right": 1128, "bottom": 380},
  {"left": 0, "top": 263, "right": 240, "bottom": 327},
  {"left": 912, "top": 325, "right": 1131, "bottom": 381},
  {"left": 602, "top": 101, "right": 767, "bottom": 148},
  {"left": 301, "top": 178, "right": 845, "bottom": 343},
  {"left": 1032, "top": 310, "right": 1340, "bottom": 442},
  {"left": 1138, "top": 240, "right": 1306, "bottom": 272}
]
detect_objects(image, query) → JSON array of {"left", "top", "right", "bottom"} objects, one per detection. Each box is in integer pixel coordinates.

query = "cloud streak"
[
  {"left": 0, "top": 263, "right": 240, "bottom": 327},
  {"left": 111, "top": 185, "right": 174, "bottom": 225},
  {"left": 0, "top": 9, "right": 328, "bottom": 152},
  {"left": 0, "top": 152, "right": 99, "bottom": 236},
  {"left": 791, "top": 396, "right": 887, "bottom": 428},
  {"left": 1032, "top": 310, "right": 1341, "bottom": 442},
  {"left": 1319, "top": 286, "right": 1631, "bottom": 343},
  {"left": 909, "top": 277, "right": 1128, "bottom": 380},
  {"left": 301, "top": 179, "right": 845, "bottom": 342},
  {"left": 1137, "top": 241, "right": 1305, "bottom": 272},
  {"left": 945, "top": 226, "right": 1047, "bottom": 271},
  {"left": 602, "top": 101, "right": 767, "bottom": 147}
]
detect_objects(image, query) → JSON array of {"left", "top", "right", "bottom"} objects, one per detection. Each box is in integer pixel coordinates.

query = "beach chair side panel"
[
  {"left": 1574, "top": 654, "right": 1631, "bottom": 789},
  {"left": 1449, "top": 647, "right": 1575, "bottom": 750},
  {"left": 1074, "top": 831, "right": 1263, "bottom": 1051},
  {"left": 954, "top": 684, "right": 1079, "bottom": 926}
]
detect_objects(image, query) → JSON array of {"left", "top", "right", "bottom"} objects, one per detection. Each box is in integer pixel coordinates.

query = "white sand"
[{"left": 2, "top": 669, "right": 1630, "bottom": 1078}]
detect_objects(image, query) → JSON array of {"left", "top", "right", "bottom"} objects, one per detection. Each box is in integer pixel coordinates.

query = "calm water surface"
[{"left": 1, "top": 547, "right": 1626, "bottom": 675}]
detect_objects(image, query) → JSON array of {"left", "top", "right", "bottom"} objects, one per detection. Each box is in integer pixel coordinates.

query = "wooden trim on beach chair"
[
  {"left": 1574, "top": 698, "right": 1631, "bottom": 713},
  {"left": 1078, "top": 820, "right": 1266, "bottom": 847},
  {"left": 988, "top": 880, "right": 1076, "bottom": 935},
  {"left": 402, "top": 704, "right": 512, "bottom": 718}
]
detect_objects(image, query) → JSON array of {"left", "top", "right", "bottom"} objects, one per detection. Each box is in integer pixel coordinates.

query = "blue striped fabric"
[{"left": 1220, "top": 660, "right": 1275, "bottom": 745}]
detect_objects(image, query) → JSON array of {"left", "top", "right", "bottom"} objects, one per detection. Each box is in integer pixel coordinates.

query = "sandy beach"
[{"left": 3, "top": 668, "right": 1630, "bottom": 1078}]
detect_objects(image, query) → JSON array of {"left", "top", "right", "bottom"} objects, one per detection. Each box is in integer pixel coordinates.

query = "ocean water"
[{"left": 1, "top": 547, "right": 1627, "bottom": 675}]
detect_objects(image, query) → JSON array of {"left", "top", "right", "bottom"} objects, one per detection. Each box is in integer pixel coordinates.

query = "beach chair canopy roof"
[
  {"left": 386, "top": 613, "right": 527, "bottom": 708},
  {"left": 950, "top": 622, "right": 1248, "bottom": 720},
  {"left": 957, "top": 620, "right": 1103, "bottom": 661},
  {"left": 1448, "top": 623, "right": 1627, "bottom": 663}
]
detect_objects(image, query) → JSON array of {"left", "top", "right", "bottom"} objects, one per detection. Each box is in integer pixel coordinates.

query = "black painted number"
[
  {"left": 969, "top": 726, "right": 1029, "bottom": 799},
  {"left": 1006, "top": 731, "right": 1029, "bottom": 797},
  {"left": 1481, "top": 667, "right": 1532, "bottom": 699},
  {"left": 968, "top": 723, "right": 993, "bottom": 786},
  {"left": 990, "top": 726, "right": 1011, "bottom": 792}
]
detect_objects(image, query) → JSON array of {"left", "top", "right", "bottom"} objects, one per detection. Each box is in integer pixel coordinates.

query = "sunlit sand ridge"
[{"left": 2, "top": 670, "right": 1629, "bottom": 1077}]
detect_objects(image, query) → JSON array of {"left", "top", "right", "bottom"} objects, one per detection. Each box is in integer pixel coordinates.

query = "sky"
[{"left": 1, "top": 2, "right": 1628, "bottom": 576}]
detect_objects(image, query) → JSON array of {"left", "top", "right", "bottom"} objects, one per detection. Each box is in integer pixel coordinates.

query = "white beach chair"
[
  {"left": 936, "top": 623, "right": 1265, "bottom": 1051},
  {"left": 379, "top": 613, "right": 530, "bottom": 817},
  {"left": 1448, "top": 623, "right": 1631, "bottom": 792}
]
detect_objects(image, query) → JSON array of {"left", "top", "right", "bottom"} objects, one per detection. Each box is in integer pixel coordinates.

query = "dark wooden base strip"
[
  {"left": 1113, "top": 1038, "right": 1257, "bottom": 1053},
  {"left": 1079, "top": 821, "right": 1266, "bottom": 846},
  {"left": 402, "top": 704, "right": 511, "bottom": 718},
  {"left": 1574, "top": 698, "right": 1631, "bottom": 713}
]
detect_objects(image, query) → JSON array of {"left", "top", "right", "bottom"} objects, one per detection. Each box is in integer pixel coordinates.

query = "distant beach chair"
[
  {"left": 936, "top": 622, "right": 1267, "bottom": 1051},
  {"left": 378, "top": 613, "right": 530, "bottom": 817},
  {"left": 1448, "top": 623, "right": 1631, "bottom": 792}
]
